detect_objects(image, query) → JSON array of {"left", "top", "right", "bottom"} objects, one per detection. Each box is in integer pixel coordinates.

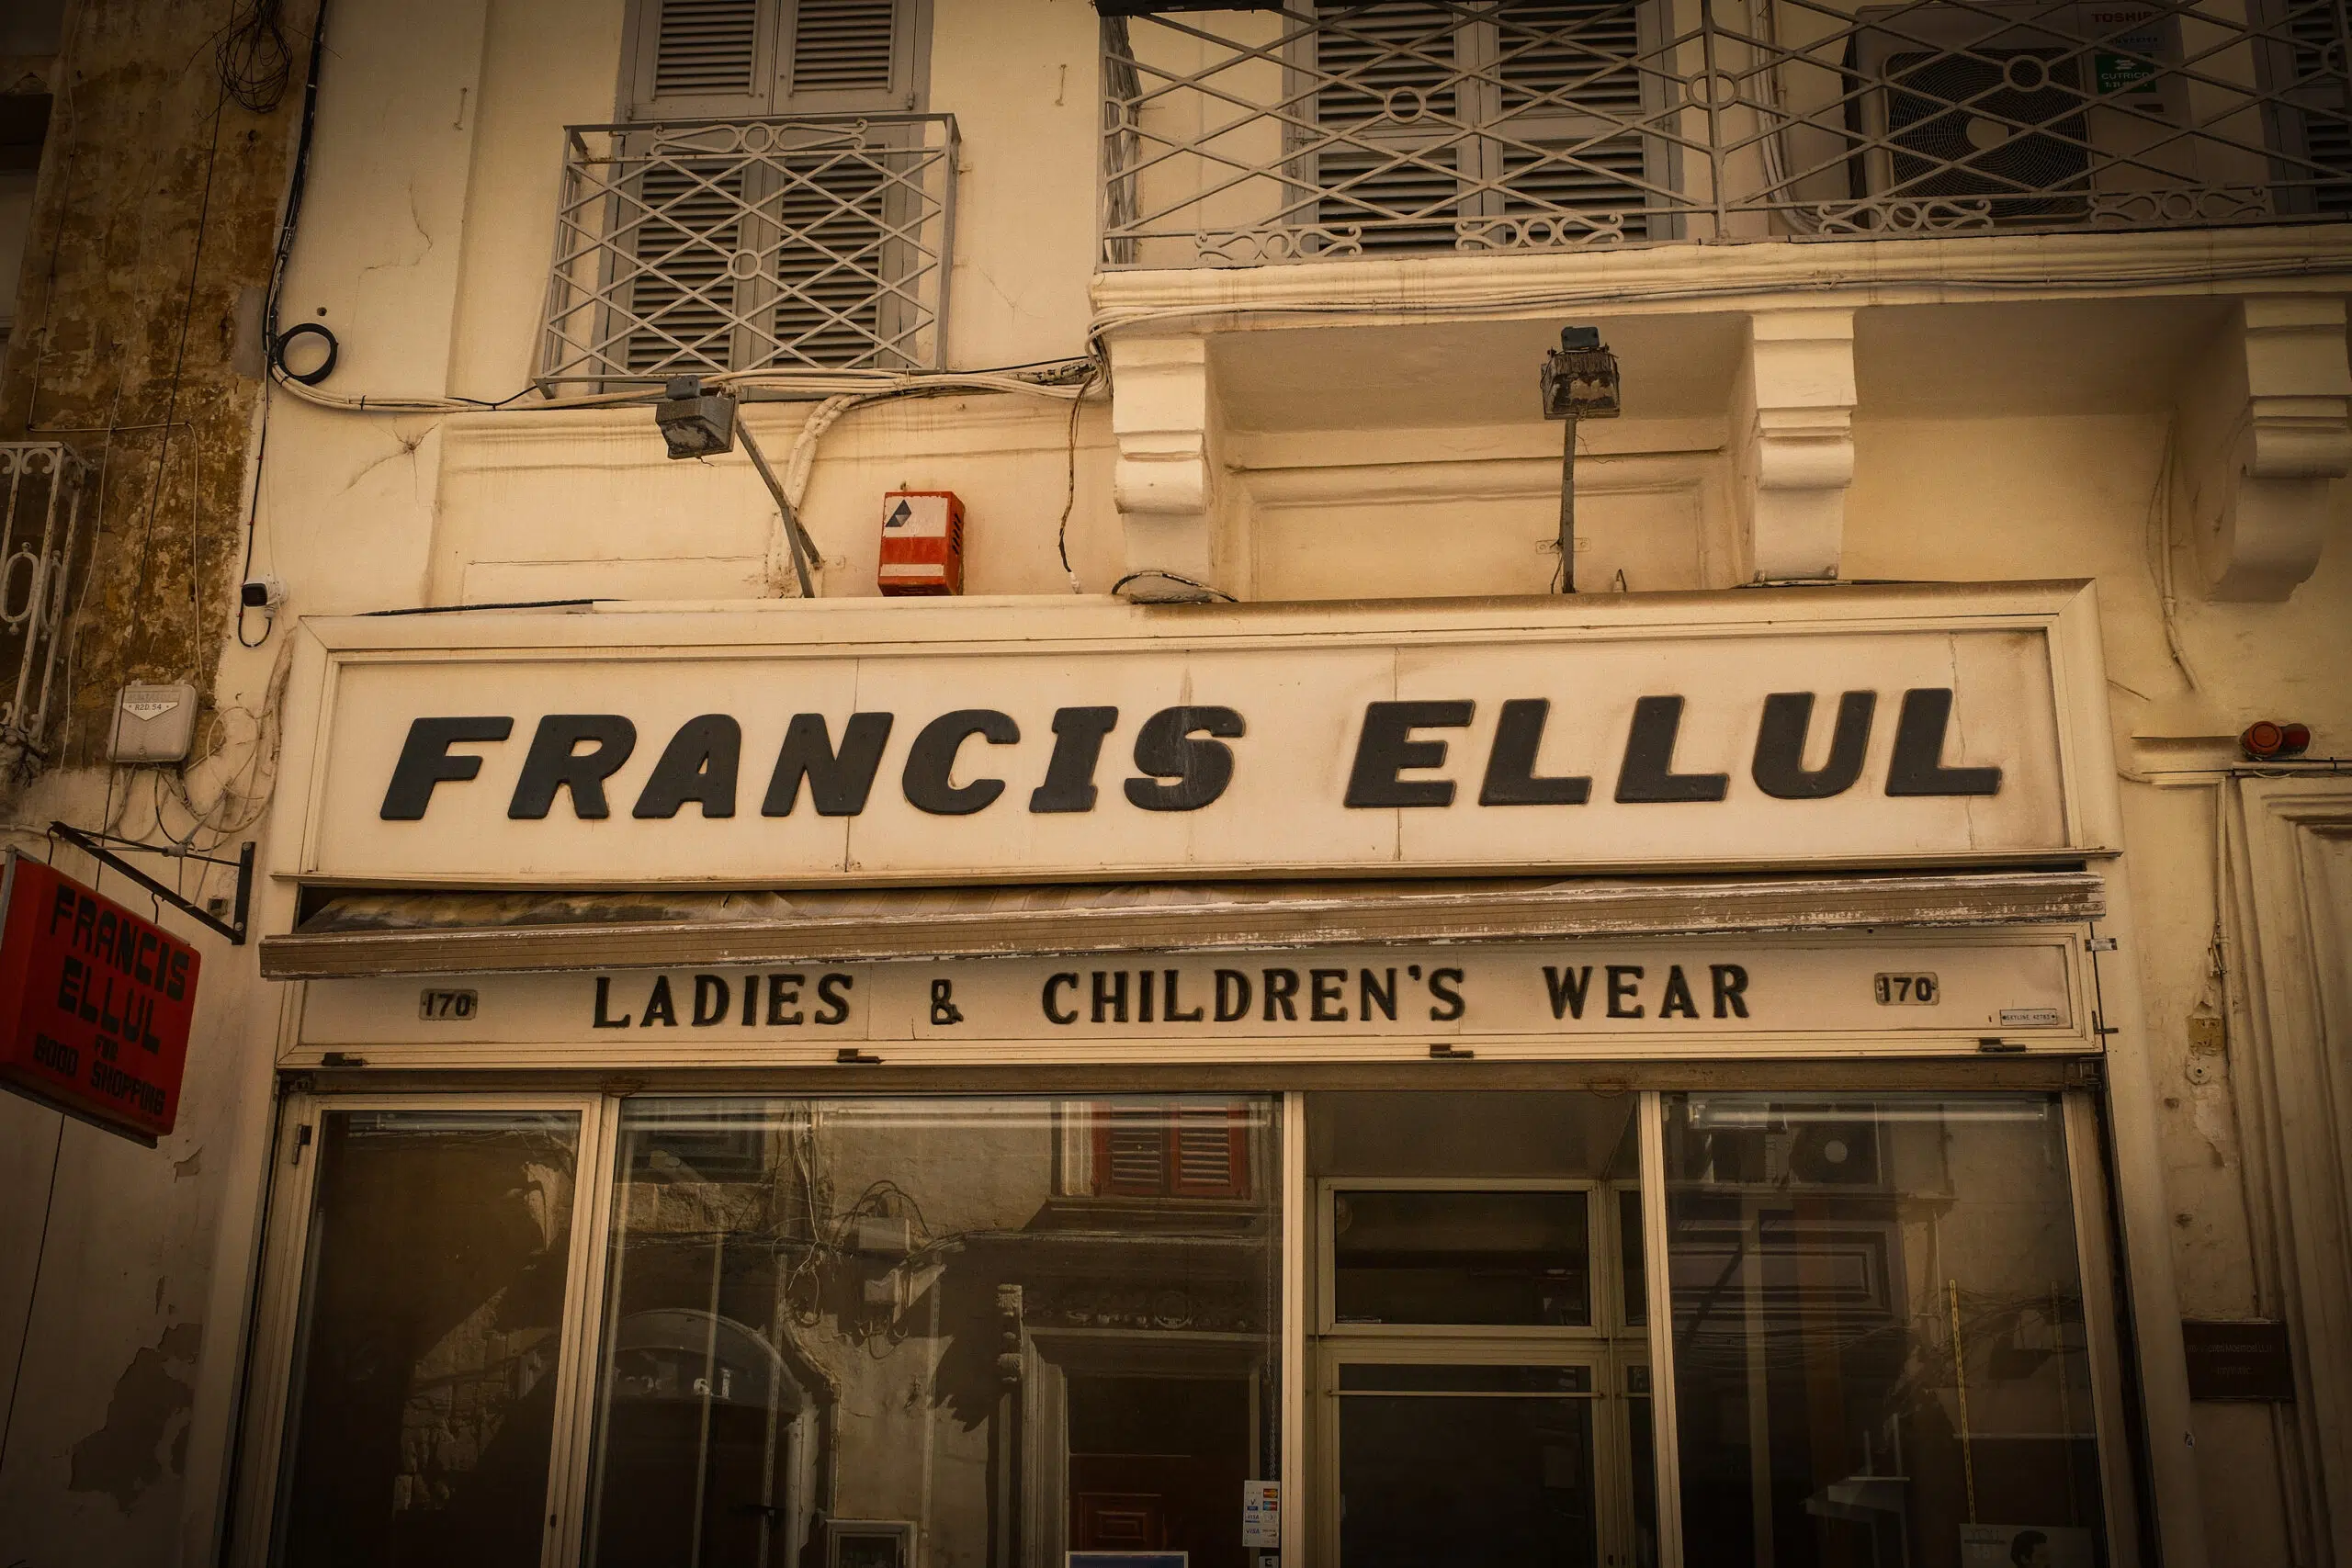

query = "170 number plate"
[
  {"left": 418, "top": 988, "right": 479, "bottom": 1021},
  {"left": 1873, "top": 973, "right": 1939, "bottom": 1005}
]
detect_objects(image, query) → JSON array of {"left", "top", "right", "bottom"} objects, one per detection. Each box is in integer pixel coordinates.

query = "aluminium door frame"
[{"left": 1310, "top": 1333, "right": 1636, "bottom": 1568}]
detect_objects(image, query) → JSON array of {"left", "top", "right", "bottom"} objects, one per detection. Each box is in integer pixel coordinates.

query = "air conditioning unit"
[
  {"left": 1687, "top": 1118, "right": 1886, "bottom": 1189},
  {"left": 1853, "top": 2, "right": 2191, "bottom": 225}
]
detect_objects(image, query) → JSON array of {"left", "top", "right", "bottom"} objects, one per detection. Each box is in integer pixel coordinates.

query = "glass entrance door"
[
  {"left": 1329, "top": 1353, "right": 1611, "bottom": 1568},
  {"left": 246, "top": 1101, "right": 604, "bottom": 1568},
  {"left": 1307, "top": 1091, "right": 1657, "bottom": 1568}
]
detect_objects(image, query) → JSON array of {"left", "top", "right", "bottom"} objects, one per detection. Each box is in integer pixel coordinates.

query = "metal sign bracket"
[{"left": 47, "top": 822, "right": 254, "bottom": 946}]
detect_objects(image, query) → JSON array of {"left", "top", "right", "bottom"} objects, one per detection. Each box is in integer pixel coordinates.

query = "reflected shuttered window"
[{"left": 582, "top": 1096, "right": 1282, "bottom": 1568}]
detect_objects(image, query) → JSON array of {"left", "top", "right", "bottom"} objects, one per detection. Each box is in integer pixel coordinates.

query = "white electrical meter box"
[{"left": 109, "top": 682, "right": 198, "bottom": 764}]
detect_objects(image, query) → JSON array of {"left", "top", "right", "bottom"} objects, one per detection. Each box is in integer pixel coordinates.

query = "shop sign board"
[
  {"left": 282, "top": 592, "right": 2104, "bottom": 887},
  {"left": 295, "top": 935, "right": 2084, "bottom": 1058},
  {"left": 0, "top": 852, "right": 200, "bottom": 1144}
]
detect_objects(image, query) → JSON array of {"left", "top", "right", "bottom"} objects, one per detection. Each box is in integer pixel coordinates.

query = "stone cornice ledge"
[{"left": 1091, "top": 225, "right": 2352, "bottom": 332}]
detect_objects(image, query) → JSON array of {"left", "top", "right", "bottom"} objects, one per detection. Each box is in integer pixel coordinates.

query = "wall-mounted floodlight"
[
  {"left": 655, "top": 376, "right": 817, "bottom": 598},
  {"left": 1540, "top": 327, "right": 1622, "bottom": 593},
  {"left": 656, "top": 374, "right": 739, "bottom": 459}
]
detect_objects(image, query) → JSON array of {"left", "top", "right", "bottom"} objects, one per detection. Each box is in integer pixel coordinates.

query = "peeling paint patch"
[
  {"left": 172, "top": 1147, "right": 201, "bottom": 1179},
  {"left": 66, "top": 1320, "right": 200, "bottom": 1513}
]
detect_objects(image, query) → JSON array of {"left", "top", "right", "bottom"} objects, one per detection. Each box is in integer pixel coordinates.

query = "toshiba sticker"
[{"left": 0, "top": 852, "right": 200, "bottom": 1144}]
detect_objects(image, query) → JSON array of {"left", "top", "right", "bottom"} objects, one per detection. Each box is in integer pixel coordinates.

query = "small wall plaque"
[{"left": 2182, "top": 1318, "right": 2296, "bottom": 1402}]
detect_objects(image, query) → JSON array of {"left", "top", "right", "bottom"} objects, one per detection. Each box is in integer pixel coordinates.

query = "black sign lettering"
[
  {"left": 1091, "top": 970, "right": 1129, "bottom": 1023},
  {"left": 1030, "top": 706, "right": 1119, "bottom": 813},
  {"left": 1606, "top": 964, "right": 1645, "bottom": 1018},
  {"left": 1886, "top": 688, "right": 2003, "bottom": 796},
  {"left": 635, "top": 716, "right": 742, "bottom": 819},
  {"left": 814, "top": 973, "right": 854, "bottom": 1025},
  {"left": 903, "top": 709, "right": 1018, "bottom": 815},
  {"left": 1359, "top": 968, "right": 1397, "bottom": 1021},
  {"left": 1544, "top": 965, "right": 1594, "bottom": 1020},
  {"left": 763, "top": 713, "right": 895, "bottom": 816},
  {"left": 1346, "top": 701, "right": 1474, "bottom": 807},
  {"left": 1660, "top": 965, "right": 1699, "bottom": 1019},
  {"left": 1215, "top": 970, "right": 1251, "bottom": 1022},
  {"left": 692, "top": 975, "right": 730, "bottom": 1026},
  {"left": 1752, "top": 692, "right": 1874, "bottom": 800},
  {"left": 594, "top": 976, "right": 631, "bottom": 1028},
  {"left": 510, "top": 715, "right": 637, "bottom": 819},
  {"left": 1043, "top": 973, "right": 1079, "bottom": 1025},
  {"left": 930, "top": 978, "right": 964, "bottom": 1025},
  {"left": 1137, "top": 969, "right": 1156, "bottom": 1022},
  {"left": 1262, "top": 968, "right": 1299, "bottom": 1021},
  {"left": 1480, "top": 698, "right": 1591, "bottom": 806},
  {"left": 1309, "top": 968, "right": 1347, "bottom": 1022},
  {"left": 1711, "top": 964, "right": 1750, "bottom": 1018},
  {"left": 1126, "top": 705, "right": 1244, "bottom": 812},
  {"left": 1615, "top": 697, "right": 1728, "bottom": 804},
  {"left": 1427, "top": 967, "right": 1466, "bottom": 1021},
  {"left": 766, "top": 973, "right": 805, "bottom": 1025},
  {"left": 1164, "top": 969, "right": 1204, "bottom": 1022},
  {"left": 381, "top": 716, "right": 513, "bottom": 819},
  {"left": 640, "top": 976, "right": 677, "bottom": 1027}
]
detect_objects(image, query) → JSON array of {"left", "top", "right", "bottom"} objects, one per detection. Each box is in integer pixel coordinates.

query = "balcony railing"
[
  {"left": 0, "top": 445, "right": 87, "bottom": 778},
  {"left": 1099, "top": 0, "right": 2352, "bottom": 266},
  {"left": 539, "top": 115, "right": 958, "bottom": 392}
]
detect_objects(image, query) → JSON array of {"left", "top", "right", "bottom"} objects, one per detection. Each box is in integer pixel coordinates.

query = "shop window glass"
[
  {"left": 1332, "top": 1188, "right": 1592, "bottom": 1326},
  {"left": 1338, "top": 1362, "right": 1602, "bottom": 1567},
  {"left": 581, "top": 1096, "right": 1282, "bottom": 1568},
  {"left": 1663, "top": 1094, "right": 2108, "bottom": 1568},
  {"left": 270, "top": 1110, "right": 582, "bottom": 1568}
]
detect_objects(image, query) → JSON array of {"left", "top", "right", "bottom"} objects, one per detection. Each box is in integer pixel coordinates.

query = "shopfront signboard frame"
[{"left": 271, "top": 582, "right": 2119, "bottom": 893}]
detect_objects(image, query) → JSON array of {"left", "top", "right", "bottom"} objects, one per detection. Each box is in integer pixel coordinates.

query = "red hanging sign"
[{"left": 0, "top": 852, "right": 200, "bottom": 1145}]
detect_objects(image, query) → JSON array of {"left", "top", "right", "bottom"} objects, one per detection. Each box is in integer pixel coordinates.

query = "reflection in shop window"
[
  {"left": 270, "top": 1111, "right": 582, "bottom": 1568},
  {"left": 582, "top": 1097, "right": 1282, "bottom": 1568},
  {"left": 1663, "top": 1094, "right": 2108, "bottom": 1568}
]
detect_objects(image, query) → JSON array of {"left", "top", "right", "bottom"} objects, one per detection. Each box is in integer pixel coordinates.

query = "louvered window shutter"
[
  {"left": 1487, "top": 1, "right": 1658, "bottom": 240},
  {"left": 1310, "top": 3, "right": 1471, "bottom": 251},
  {"left": 777, "top": 0, "right": 922, "bottom": 113},
  {"left": 1169, "top": 1105, "right": 1249, "bottom": 1198},
  {"left": 1092, "top": 1105, "right": 1249, "bottom": 1199},
  {"left": 629, "top": 0, "right": 775, "bottom": 117}
]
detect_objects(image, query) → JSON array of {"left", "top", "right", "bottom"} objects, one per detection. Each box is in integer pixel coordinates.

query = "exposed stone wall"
[{"left": 0, "top": 0, "right": 318, "bottom": 776}]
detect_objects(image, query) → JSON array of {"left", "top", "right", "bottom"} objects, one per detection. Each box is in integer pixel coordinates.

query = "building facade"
[{"left": 1, "top": 2, "right": 2350, "bottom": 1566}]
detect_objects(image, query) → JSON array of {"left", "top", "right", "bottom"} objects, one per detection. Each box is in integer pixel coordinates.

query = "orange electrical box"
[{"left": 876, "top": 491, "right": 965, "bottom": 596}]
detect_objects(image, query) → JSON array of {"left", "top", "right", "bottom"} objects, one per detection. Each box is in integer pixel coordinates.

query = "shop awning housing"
[{"left": 260, "top": 870, "right": 2105, "bottom": 980}]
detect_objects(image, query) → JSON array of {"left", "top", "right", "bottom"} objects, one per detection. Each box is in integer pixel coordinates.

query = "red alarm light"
[
  {"left": 2240, "top": 720, "right": 2312, "bottom": 761},
  {"left": 876, "top": 491, "right": 965, "bottom": 596}
]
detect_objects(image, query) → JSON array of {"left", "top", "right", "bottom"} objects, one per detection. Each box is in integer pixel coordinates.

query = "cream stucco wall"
[{"left": 3, "top": 0, "right": 2350, "bottom": 1562}]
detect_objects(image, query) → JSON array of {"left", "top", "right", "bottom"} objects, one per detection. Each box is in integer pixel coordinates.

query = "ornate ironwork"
[
  {"left": 539, "top": 114, "right": 958, "bottom": 392},
  {"left": 1100, "top": 0, "right": 2352, "bottom": 265},
  {"left": 0, "top": 445, "right": 88, "bottom": 779}
]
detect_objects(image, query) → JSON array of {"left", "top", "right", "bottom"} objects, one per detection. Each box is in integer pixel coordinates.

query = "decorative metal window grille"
[
  {"left": 1100, "top": 0, "right": 2352, "bottom": 265},
  {"left": 537, "top": 114, "right": 957, "bottom": 391},
  {"left": 0, "top": 445, "right": 87, "bottom": 778}
]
